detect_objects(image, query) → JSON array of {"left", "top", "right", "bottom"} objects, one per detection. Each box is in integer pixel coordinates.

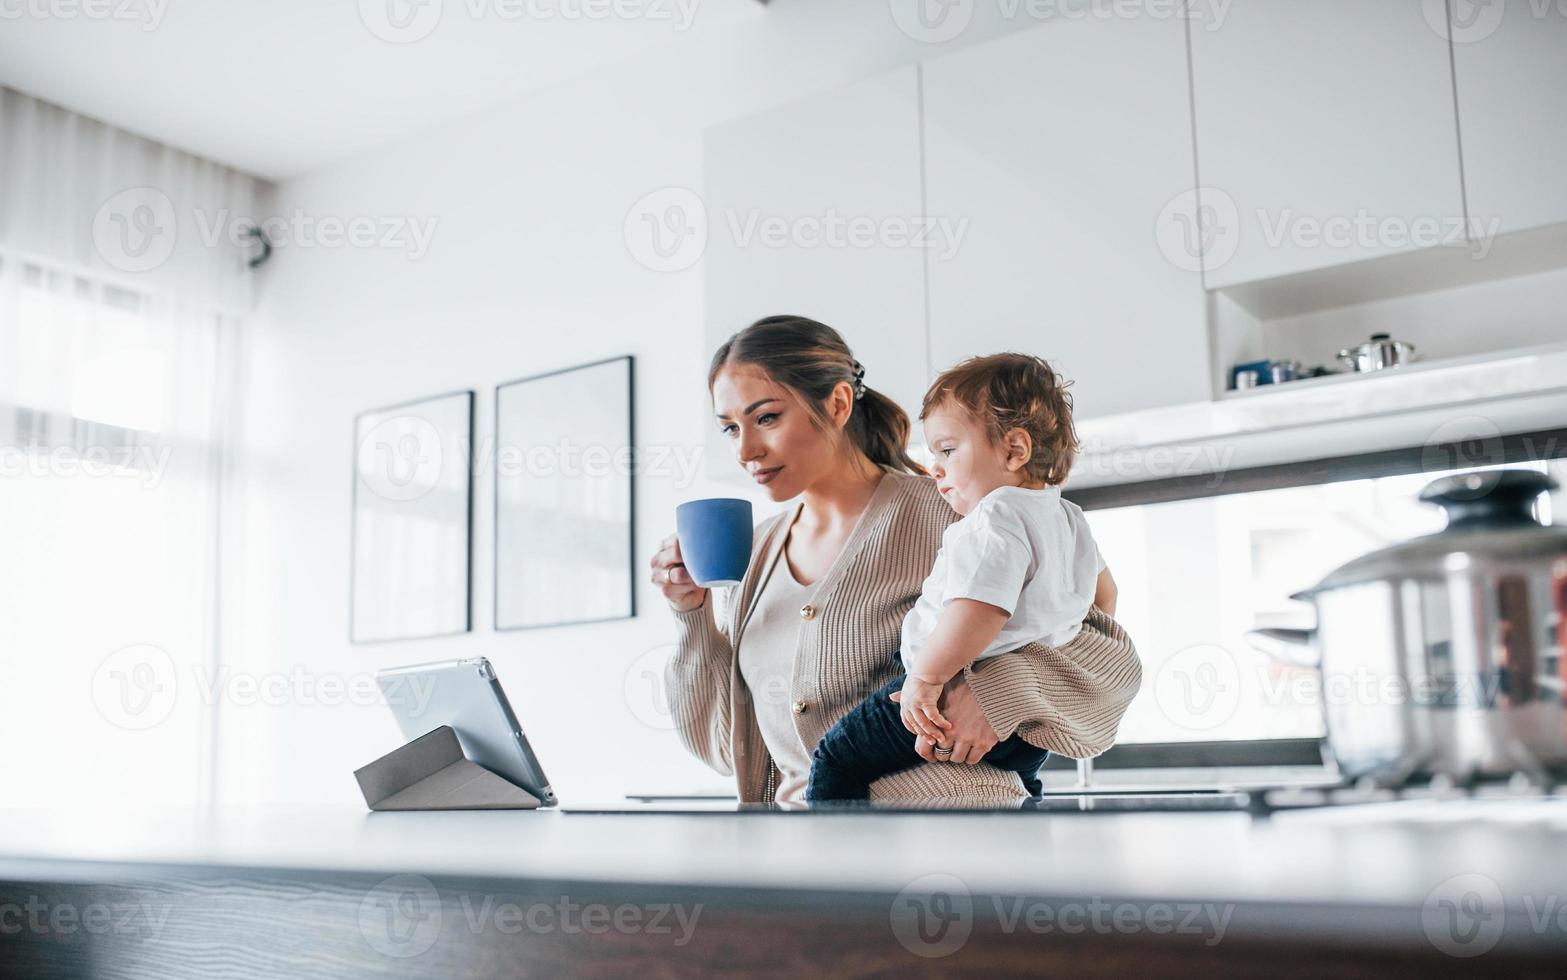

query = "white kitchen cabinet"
[
  {"left": 1451, "top": 0, "right": 1567, "bottom": 237},
  {"left": 1188, "top": 0, "right": 1465, "bottom": 288},
  {"left": 921, "top": 18, "right": 1210, "bottom": 424},
  {"left": 701, "top": 67, "right": 928, "bottom": 482}
]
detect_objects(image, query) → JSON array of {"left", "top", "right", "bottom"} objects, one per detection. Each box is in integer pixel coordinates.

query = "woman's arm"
[
  {"left": 922, "top": 610, "right": 1142, "bottom": 767},
  {"left": 652, "top": 532, "right": 735, "bottom": 776},
  {"left": 962, "top": 608, "right": 1142, "bottom": 760},
  {"left": 664, "top": 604, "right": 738, "bottom": 776}
]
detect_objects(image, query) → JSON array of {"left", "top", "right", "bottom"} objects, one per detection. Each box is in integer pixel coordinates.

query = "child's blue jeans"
[{"left": 806, "top": 661, "right": 1050, "bottom": 802}]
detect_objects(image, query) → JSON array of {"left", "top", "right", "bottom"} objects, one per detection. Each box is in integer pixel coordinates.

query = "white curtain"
[{"left": 0, "top": 87, "right": 259, "bottom": 806}]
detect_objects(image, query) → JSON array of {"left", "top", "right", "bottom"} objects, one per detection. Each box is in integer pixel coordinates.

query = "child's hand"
[{"left": 890, "top": 674, "right": 952, "bottom": 743}]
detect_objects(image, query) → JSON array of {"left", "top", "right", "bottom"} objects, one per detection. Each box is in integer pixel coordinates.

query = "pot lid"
[{"left": 1300, "top": 470, "right": 1567, "bottom": 596}]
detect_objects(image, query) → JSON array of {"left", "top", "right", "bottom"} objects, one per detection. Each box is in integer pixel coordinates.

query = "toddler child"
[{"left": 806, "top": 352, "right": 1114, "bottom": 801}]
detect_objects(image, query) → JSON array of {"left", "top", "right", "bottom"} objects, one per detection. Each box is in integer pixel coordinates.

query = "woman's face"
[{"left": 712, "top": 363, "right": 849, "bottom": 501}]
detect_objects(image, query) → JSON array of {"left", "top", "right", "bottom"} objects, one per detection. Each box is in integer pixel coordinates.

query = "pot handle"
[
  {"left": 1419, "top": 469, "right": 1557, "bottom": 530},
  {"left": 1245, "top": 627, "right": 1320, "bottom": 668}
]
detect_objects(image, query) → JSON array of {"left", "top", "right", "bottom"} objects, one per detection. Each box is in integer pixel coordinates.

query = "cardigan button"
[
  {"left": 792, "top": 699, "right": 807, "bottom": 714},
  {"left": 800, "top": 604, "right": 816, "bottom": 621}
]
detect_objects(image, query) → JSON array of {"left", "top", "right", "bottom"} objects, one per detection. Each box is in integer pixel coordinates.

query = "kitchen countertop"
[
  {"left": 3, "top": 801, "right": 1565, "bottom": 974},
  {"left": 7, "top": 800, "right": 1567, "bottom": 929}
]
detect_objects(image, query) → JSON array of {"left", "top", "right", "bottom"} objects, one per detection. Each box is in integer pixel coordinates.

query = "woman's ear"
[
  {"left": 825, "top": 380, "right": 855, "bottom": 430},
  {"left": 1002, "top": 427, "right": 1033, "bottom": 473}
]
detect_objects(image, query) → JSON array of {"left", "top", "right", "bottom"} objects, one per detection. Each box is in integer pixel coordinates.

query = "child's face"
[{"left": 922, "top": 402, "right": 1027, "bottom": 516}]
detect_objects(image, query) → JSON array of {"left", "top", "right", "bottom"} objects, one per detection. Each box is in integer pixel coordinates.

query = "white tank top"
[{"left": 737, "top": 533, "right": 819, "bottom": 805}]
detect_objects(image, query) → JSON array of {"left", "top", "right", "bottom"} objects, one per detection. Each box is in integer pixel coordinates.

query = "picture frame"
[
  {"left": 350, "top": 390, "right": 474, "bottom": 643},
  {"left": 494, "top": 356, "right": 636, "bottom": 631}
]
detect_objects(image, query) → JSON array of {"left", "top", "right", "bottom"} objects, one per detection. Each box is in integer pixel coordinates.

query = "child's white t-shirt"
[{"left": 899, "top": 484, "right": 1105, "bottom": 675}]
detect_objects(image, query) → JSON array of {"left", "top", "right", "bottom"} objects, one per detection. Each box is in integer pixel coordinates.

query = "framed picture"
[
  {"left": 350, "top": 390, "right": 474, "bottom": 643},
  {"left": 495, "top": 356, "right": 635, "bottom": 630}
]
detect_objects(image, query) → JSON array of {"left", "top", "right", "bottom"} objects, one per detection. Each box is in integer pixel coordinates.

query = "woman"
[{"left": 650, "top": 316, "right": 1141, "bottom": 806}]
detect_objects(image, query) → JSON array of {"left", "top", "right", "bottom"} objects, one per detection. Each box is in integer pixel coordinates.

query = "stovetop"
[
  {"left": 605, "top": 774, "right": 1567, "bottom": 814},
  {"left": 1029, "top": 774, "right": 1567, "bottom": 815}
]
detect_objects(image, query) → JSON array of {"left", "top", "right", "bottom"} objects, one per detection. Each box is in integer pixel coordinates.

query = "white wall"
[{"left": 218, "top": 1, "right": 1047, "bottom": 805}]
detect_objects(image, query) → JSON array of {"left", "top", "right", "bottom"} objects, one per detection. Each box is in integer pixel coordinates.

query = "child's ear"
[{"left": 1003, "top": 427, "right": 1032, "bottom": 473}]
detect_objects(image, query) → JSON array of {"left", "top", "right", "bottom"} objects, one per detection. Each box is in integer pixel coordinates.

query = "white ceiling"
[{"left": 0, "top": 0, "right": 765, "bottom": 181}]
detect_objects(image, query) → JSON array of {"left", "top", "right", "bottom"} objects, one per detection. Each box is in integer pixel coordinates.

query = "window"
[
  {"left": 0, "top": 258, "right": 228, "bottom": 806},
  {"left": 1072, "top": 433, "right": 1565, "bottom": 753}
]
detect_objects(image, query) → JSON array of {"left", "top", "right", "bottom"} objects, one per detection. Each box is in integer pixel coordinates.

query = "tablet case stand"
[{"left": 354, "top": 725, "right": 542, "bottom": 811}]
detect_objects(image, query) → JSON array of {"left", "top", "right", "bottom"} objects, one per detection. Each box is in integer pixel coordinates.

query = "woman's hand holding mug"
[
  {"left": 651, "top": 533, "right": 707, "bottom": 613},
  {"left": 658, "top": 498, "right": 754, "bottom": 614}
]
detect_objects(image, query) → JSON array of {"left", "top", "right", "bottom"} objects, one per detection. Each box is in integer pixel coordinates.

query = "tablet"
[{"left": 376, "top": 657, "right": 557, "bottom": 807}]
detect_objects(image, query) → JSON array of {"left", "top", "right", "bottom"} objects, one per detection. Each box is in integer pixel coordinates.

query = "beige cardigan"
[{"left": 665, "top": 467, "right": 1142, "bottom": 806}]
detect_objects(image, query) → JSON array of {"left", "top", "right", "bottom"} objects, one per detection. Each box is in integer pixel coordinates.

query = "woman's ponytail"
[
  {"left": 708, "top": 315, "right": 927, "bottom": 476},
  {"left": 845, "top": 385, "right": 926, "bottom": 476}
]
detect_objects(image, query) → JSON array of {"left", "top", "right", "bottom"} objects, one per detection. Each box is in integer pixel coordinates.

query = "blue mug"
[{"left": 676, "top": 498, "right": 753, "bottom": 588}]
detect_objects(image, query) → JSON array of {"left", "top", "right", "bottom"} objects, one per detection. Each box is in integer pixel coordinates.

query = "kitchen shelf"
[
  {"left": 1219, "top": 340, "right": 1567, "bottom": 401},
  {"left": 1072, "top": 340, "right": 1567, "bottom": 489}
]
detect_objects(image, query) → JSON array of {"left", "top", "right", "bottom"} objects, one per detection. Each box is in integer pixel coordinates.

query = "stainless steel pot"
[
  {"left": 1249, "top": 470, "right": 1567, "bottom": 785},
  {"left": 1337, "top": 332, "right": 1418, "bottom": 372}
]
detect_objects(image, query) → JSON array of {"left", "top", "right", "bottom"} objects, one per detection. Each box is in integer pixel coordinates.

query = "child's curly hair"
[{"left": 919, "top": 352, "right": 1079, "bottom": 487}]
